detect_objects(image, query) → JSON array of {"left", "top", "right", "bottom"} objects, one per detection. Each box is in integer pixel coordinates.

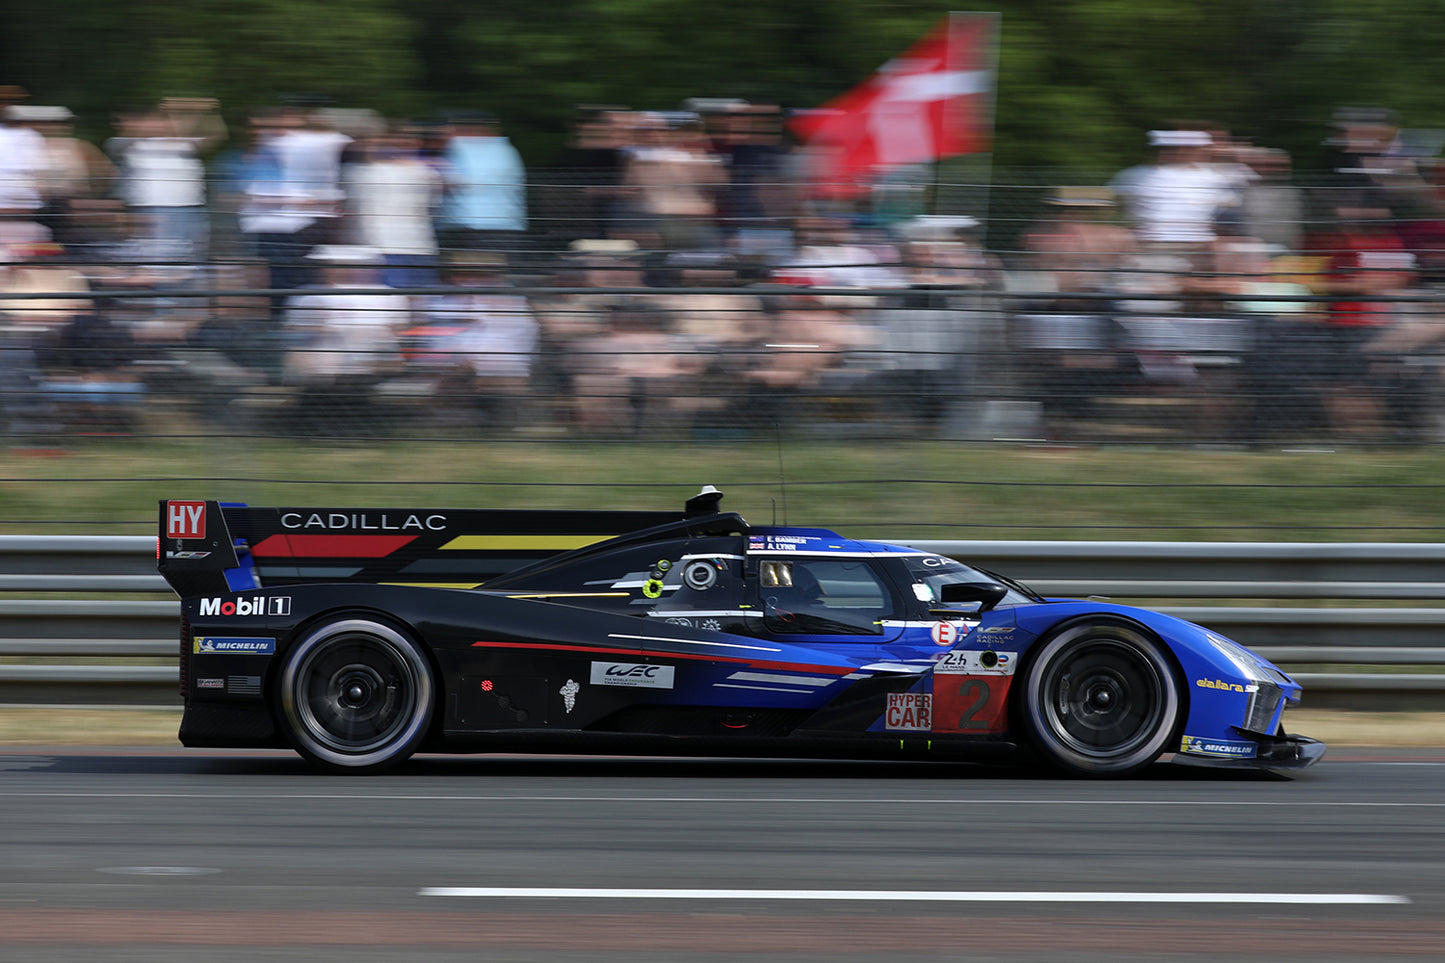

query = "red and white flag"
[{"left": 790, "top": 13, "right": 997, "bottom": 197}]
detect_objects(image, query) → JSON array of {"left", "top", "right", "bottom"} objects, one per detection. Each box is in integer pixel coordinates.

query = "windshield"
[
  {"left": 901, "top": 555, "right": 1038, "bottom": 606},
  {"left": 757, "top": 557, "right": 895, "bottom": 636}
]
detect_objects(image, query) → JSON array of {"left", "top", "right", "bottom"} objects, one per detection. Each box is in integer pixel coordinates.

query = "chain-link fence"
[{"left": 3, "top": 169, "right": 1444, "bottom": 447}]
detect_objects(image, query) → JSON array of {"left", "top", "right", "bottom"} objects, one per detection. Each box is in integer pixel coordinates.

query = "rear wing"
[{"left": 158, "top": 499, "right": 684, "bottom": 598}]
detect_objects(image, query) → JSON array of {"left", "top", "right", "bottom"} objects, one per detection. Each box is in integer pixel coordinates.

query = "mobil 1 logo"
[{"left": 198, "top": 596, "right": 292, "bottom": 617}]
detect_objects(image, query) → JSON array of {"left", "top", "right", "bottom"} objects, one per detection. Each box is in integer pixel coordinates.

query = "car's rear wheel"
[
  {"left": 278, "top": 618, "right": 434, "bottom": 773},
  {"left": 1020, "top": 620, "right": 1181, "bottom": 777}
]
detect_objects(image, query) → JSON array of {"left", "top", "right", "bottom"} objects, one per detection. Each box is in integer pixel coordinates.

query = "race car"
[{"left": 157, "top": 488, "right": 1323, "bottom": 776}]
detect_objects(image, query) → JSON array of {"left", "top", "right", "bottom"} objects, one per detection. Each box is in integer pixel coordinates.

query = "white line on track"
[
  {"left": 1, "top": 792, "right": 1444, "bottom": 807},
  {"left": 417, "top": 887, "right": 1410, "bottom": 905}
]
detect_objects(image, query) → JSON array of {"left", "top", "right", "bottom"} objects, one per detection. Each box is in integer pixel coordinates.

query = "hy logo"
[{"left": 166, "top": 501, "right": 206, "bottom": 540}]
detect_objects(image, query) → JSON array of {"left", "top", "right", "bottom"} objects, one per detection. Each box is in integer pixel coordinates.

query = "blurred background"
[{"left": 1, "top": 1, "right": 1443, "bottom": 539}]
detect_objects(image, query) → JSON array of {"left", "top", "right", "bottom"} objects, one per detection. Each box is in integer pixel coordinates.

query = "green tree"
[
  {"left": 1, "top": 0, "right": 419, "bottom": 131},
  {"left": 4, "top": 0, "right": 1445, "bottom": 171}
]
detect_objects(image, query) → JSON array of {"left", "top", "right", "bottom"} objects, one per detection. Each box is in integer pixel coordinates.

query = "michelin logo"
[
  {"left": 199, "top": 596, "right": 291, "bottom": 617},
  {"left": 193, "top": 637, "right": 276, "bottom": 655},
  {"left": 1179, "top": 735, "right": 1258, "bottom": 758}
]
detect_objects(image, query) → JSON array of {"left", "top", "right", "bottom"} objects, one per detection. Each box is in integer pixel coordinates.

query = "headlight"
[
  {"left": 1205, "top": 633, "right": 1266, "bottom": 680},
  {"left": 1205, "top": 632, "right": 1281, "bottom": 685},
  {"left": 1205, "top": 632, "right": 1296, "bottom": 733}
]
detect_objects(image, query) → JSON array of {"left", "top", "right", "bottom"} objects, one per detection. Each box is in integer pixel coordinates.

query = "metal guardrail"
[{"left": 2, "top": 536, "right": 1443, "bottom": 708}]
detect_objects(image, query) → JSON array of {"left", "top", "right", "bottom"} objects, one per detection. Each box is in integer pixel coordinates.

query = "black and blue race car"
[{"left": 157, "top": 488, "right": 1323, "bottom": 776}]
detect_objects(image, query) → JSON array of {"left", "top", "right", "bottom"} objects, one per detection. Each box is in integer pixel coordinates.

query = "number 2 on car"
[{"left": 931, "top": 676, "right": 1010, "bottom": 732}]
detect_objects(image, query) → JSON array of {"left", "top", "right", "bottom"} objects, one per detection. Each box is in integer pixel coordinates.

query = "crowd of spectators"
[
  {"left": 1021, "top": 112, "right": 1445, "bottom": 439},
  {"left": 3, "top": 85, "right": 1445, "bottom": 443}
]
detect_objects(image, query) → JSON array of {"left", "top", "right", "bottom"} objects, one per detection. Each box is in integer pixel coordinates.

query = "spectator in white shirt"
[
  {"left": 108, "top": 98, "right": 226, "bottom": 260},
  {"left": 348, "top": 127, "right": 443, "bottom": 291},
  {"left": 0, "top": 96, "right": 48, "bottom": 226},
  {"left": 283, "top": 245, "right": 408, "bottom": 384},
  {"left": 1114, "top": 129, "right": 1237, "bottom": 255}
]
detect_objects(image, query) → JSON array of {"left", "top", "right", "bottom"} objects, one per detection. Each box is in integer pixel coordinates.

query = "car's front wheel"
[
  {"left": 278, "top": 618, "right": 434, "bottom": 773},
  {"left": 1020, "top": 620, "right": 1181, "bottom": 777}
]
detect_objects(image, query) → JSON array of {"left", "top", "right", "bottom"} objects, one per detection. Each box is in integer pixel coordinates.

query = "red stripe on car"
[
  {"left": 470, "top": 639, "right": 851, "bottom": 675},
  {"left": 250, "top": 534, "right": 418, "bottom": 558}
]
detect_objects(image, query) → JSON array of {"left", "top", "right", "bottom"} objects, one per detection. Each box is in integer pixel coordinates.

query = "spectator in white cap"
[
  {"left": 1113, "top": 128, "right": 1237, "bottom": 257},
  {"left": 0, "top": 95, "right": 48, "bottom": 225},
  {"left": 6, "top": 106, "right": 115, "bottom": 245},
  {"left": 282, "top": 244, "right": 410, "bottom": 426}
]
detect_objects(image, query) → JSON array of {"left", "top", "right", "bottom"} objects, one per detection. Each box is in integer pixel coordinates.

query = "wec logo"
[
  {"left": 590, "top": 661, "right": 675, "bottom": 689},
  {"left": 199, "top": 596, "right": 292, "bottom": 617},
  {"left": 609, "top": 664, "right": 661, "bottom": 679}
]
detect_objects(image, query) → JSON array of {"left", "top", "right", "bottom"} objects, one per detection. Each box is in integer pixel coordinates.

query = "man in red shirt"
[{"left": 1307, "top": 204, "right": 1416, "bottom": 434}]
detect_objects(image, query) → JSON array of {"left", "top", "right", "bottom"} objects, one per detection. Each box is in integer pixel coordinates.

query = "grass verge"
[{"left": 4, "top": 438, "right": 1445, "bottom": 540}]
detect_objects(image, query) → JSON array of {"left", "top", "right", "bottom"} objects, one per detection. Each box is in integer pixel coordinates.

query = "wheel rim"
[
  {"left": 292, "top": 630, "right": 421, "bottom": 755},
  {"left": 1037, "top": 637, "right": 1168, "bottom": 761}
]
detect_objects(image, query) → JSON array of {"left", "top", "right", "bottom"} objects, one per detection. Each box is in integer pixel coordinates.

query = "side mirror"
[{"left": 939, "top": 581, "right": 1009, "bottom": 611}]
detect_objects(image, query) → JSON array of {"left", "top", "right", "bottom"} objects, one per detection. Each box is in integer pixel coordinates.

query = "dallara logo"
[
  {"left": 199, "top": 596, "right": 291, "bottom": 617},
  {"left": 1195, "top": 678, "right": 1259, "bottom": 693}
]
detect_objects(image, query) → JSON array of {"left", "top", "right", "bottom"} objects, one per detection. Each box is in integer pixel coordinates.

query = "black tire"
[
  {"left": 278, "top": 618, "right": 434, "bottom": 773},
  {"left": 1020, "top": 621, "right": 1181, "bottom": 777}
]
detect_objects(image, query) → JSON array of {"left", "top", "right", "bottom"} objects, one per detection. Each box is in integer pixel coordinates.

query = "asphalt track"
[{"left": 1, "top": 747, "right": 1442, "bottom": 962}]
